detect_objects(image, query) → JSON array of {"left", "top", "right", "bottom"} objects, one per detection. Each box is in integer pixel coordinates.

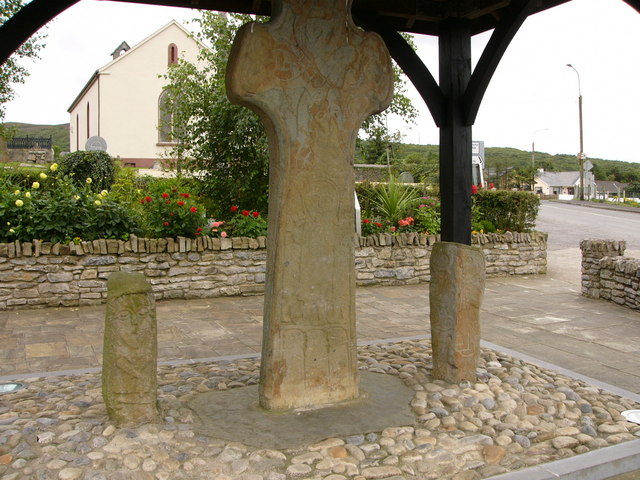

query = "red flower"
[
  {"left": 196, "top": 227, "right": 203, "bottom": 232},
  {"left": 162, "top": 193, "right": 169, "bottom": 199},
  {"left": 231, "top": 205, "right": 238, "bottom": 213},
  {"left": 374, "top": 222, "right": 382, "bottom": 228},
  {"left": 163, "top": 221, "right": 169, "bottom": 227},
  {"left": 252, "top": 211, "right": 259, "bottom": 218},
  {"left": 140, "top": 198, "right": 145, "bottom": 204},
  {"left": 363, "top": 219, "right": 370, "bottom": 224},
  {"left": 178, "top": 201, "right": 185, "bottom": 206},
  {"left": 471, "top": 184, "right": 478, "bottom": 195},
  {"left": 190, "top": 207, "right": 197, "bottom": 213},
  {"left": 242, "top": 210, "right": 249, "bottom": 217},
  {"left": 145, "top": 196, "right": 151, "bottom": 203},
  {"left": 180, "top": 193, "right": 190, "bottom": 198}
]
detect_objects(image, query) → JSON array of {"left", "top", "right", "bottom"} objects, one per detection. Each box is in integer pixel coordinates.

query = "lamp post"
[
  {"left": 531, "top": 128, "right": 548, "bottom": 192},
  {"left": 566, "top": 64, "right": 584, "bottom": 200}
]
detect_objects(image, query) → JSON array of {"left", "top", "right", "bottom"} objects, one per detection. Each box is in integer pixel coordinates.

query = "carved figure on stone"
[
  {"left": 227, "top": 0, "right": 393, "bottom": 410},
  {"left": 430, "top": 242, "right": 485, "bottom": 383},
  {"left": 102, "top": 272, "right": 159, "bottom": 425}
]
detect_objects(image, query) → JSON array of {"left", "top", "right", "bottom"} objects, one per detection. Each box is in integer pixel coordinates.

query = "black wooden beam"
[
  {"left": 0, "top": 0, "right": 80, "bottom": 66},
  {"left": 622, "top": 0, "right": 640, "bottom": 14},
  {"left": 462, "top": 0, "right": 537, "bottom": 126},
  {"left": 439, "top": 18, "right": 472, "bottom": 245},
  {"left": 355, "top": 11, "right": 445, "bottom": 127}
]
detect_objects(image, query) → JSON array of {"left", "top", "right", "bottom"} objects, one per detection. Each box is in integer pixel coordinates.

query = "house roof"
[
  {"left": 67, "top": 20, "right": 194, "bottom": 112},
  {"left": 595, "top": 180, "right": 629, "bottom": 192},
  {"left": 536, "top": 171, "right": 580, "bottom": 187}
]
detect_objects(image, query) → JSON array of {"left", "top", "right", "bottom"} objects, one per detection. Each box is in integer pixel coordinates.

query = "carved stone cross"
[{"left": 227, "top": 0, "right": 393, "bottom": 410}]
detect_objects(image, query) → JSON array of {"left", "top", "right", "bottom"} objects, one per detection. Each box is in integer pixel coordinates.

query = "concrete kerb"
[{"left": 1, "top": 335, "right": 639, "bottom": 479}]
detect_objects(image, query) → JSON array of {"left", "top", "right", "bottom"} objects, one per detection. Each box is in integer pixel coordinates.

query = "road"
[
  {"left": 536, "top": 201, "right": 640, "bottom": 251},
  {"left": 534, "top": 201, "right": 640, "bottom": 282}
]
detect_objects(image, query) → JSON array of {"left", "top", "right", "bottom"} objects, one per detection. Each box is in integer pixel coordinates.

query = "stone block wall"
[
  {"left": 0, "top": 232, "right": 548, "bottom": 310},
  {"left": 581, "top": 239, "right": 640, "bottom": 311}
]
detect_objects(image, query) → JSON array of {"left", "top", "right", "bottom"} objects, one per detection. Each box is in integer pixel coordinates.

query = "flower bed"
[{"left": 0, "top": 232, "right": 547, "bottom": 310}]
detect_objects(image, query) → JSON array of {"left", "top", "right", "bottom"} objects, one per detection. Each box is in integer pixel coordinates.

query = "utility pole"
[{"left": 567, "top": 64, "right": 584, "bottom": 200}]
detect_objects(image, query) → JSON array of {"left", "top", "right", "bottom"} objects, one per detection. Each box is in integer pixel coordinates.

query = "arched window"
[
  {"left": 76, "top": 114, "right": 79, "bottom": 150},
  {"left": 168, "top": 43, "right": 178, "bottom": 66},
  {"left": 158, "top": 89, "right": 178, "bottom": 143},
  {"left": 86, "top": 103, "right": 90, "bottom": 138}
]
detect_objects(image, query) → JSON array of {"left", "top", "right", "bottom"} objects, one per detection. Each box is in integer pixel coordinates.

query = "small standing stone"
[
  {"left": 430, "top": 242, "right": 485, "bottom": 383},
  {"left": 102, "top": 272, "right": 159, "bottom": 426}
]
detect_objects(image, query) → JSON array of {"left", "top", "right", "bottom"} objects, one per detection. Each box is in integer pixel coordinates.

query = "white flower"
[
  {"left": 15, "top": 199, "right": 23, "bottom": 207},
  {"left": 13, "top": 189, "right": 20, "bottom": 195},
  {"left": 94, "top": 200, "right": 101, "bottom": 206},
  {"left": 86, "top": 177, "right": 92, "bottom": 184},
  {"left": 25, "top": 192, "right": 31, "bottom": 198},
  {"left": 32, "top": 182, "right": 40, "bottom": 189},
  {"left": 39, "top": 172, "right": 47, "bottom": 180}
]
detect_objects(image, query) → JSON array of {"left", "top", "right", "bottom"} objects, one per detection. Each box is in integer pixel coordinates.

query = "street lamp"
[
  {"left": 566, "top": 64, "right": 585, "bottom": 200},
  {"left": 531, "top": 128, "right": 548, "bottom": 192}
]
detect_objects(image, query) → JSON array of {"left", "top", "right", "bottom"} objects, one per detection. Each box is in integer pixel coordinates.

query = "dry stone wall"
[
  {"left": 0, "top": 232, "right": 547, "bottom": 310},
  {"left": 581, "top": 239, "right": 640, "bottom": 311}
]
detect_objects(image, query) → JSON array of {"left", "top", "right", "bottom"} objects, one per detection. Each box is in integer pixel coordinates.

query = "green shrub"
[
  {"left": 59, "top": 151, "right": 116, "bottom": 192},
  {"left": 367, "top": 176, "right": 421, "bottom": 225},
  {"left": 139, "top": 189, "right": 208, "bottom": 239},
  {"left": 414, "top": 195, "right": 441, "bottom": 234},
  {"left": 226, "top": 206, "right": 268, "bottom": 238},
  {"left": 472, "top": 190, "right": 540, "bottom": 232},
  {"left": 0, "top": 168, "right": 139, "bottom": 243}
]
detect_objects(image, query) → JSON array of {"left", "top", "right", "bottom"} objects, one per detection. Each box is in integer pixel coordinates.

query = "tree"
[
  {"left": 164, "top": 13, "right": 418, "bottom": 218},
  {"left": 0, "top": 1, "right": 46, "bottom": 134},
  {"left": 163, "top": 13, "right": 269, "bottom": 218}
]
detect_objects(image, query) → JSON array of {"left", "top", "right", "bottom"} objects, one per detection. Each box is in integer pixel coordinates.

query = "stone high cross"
[{"left": 227, "top": 0, "right": 393, "bottom": 410}]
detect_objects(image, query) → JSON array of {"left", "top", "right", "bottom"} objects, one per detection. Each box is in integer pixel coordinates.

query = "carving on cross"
[{"left": 227, "top": 0, "right": 393, "bottom": 410}]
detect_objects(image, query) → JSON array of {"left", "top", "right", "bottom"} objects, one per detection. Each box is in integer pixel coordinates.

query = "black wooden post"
[{"left": 439, "top": 19, "right": 472, "bottom": 245}]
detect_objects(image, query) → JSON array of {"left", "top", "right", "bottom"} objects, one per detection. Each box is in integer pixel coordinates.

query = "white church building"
[{"left": 67, "top": 21, "right": 200, "bottom": 168}]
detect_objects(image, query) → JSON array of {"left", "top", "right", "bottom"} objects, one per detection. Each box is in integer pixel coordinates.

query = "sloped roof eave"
[{"left": 67, "top": 70, "right": 99, "bottom": 113}]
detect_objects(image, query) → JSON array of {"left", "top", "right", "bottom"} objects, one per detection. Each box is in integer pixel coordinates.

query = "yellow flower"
[
  {"left": 6, "top": 222, "right": 10, "bottom": 226},
  {"left": 15, "top": 199, "right": 23, "bottom": 207},
  {"left": 100, "top": 190, "right": 108, "bottom": 196},
  {"left": 13, "top": 189, "right": 20, "bottom": 195},
  {"left": 9, "top": 228, "right": 15, "bottom": 233},
  {"left": 73, "top": 195, "right": 80, "bottom": 200},
  {"left": 86, "top": 177, "right": 92, "bottom": 184},
  {"left": 39, "top": 172, "right": 47, "bottom": 180},
  {"left": 94, "top": 200, "right": 101, "bottom": 206},
  {"left": 32, "top": 182, "right": 40, "bottom": 189},
  {"left": 25, "top": 192, "right": 31, "bottom": 198},
  {"left": 50, "top": 163, "right": 58, "bottom": 171}
]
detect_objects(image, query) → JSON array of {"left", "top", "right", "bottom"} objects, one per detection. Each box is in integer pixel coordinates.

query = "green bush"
[
  {"left": 226, "top": 206, "right": 268, "bottom": 238},
  {"left": 0, "top": 167, "right": 139, "bottom": 243},
  {"left": 472, "top": 190, "right": 540, "bottom": 232},
  {"left": 59, "top": 151, "right": 116, "bottom": 192},
  {"left": 139, "top": 189, "right": 209, "bottom": 239}
]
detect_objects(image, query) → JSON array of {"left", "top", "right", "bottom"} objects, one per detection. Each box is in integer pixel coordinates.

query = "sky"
[{"left": 4, "top": 0, "right": 640, "bottom": 163}]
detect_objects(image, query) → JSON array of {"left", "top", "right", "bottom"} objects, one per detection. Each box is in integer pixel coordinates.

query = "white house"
[
  {"left": 67, "top": 21, "right": 200, "bottom": 168},
  {"left": 534, "top": 169, "right": 596, "bottom": 200}
]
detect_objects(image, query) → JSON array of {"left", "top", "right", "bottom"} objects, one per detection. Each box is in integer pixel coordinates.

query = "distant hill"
[{"left": 3, "top": 122, "right": 70, "bottom": 152}]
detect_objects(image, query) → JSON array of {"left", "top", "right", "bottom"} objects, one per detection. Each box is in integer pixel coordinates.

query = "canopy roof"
[{"left": 115, "top": 0, "right": 574, "bottom": 35}]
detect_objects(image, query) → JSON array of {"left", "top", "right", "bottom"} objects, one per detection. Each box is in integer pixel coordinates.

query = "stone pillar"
[
  {"left": 226, "top": 0, "right": 393, "bottom": 410},
  {"left": 580, "top": 239, "right": 626, "bottom": 298},
  {"left": 430, "top": 242, "right": 485, "bottom": 383},
  {"left": 102, "top": 272, "right": 158, "bottom": 426}
]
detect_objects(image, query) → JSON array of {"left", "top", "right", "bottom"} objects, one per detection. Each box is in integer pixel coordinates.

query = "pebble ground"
[{"left": 1, "top": 339, "right": 639, "bottom": 480}]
